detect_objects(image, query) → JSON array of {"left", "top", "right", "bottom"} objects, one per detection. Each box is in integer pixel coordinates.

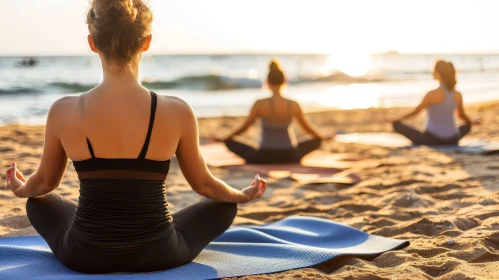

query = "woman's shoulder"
[
  {"left": 48, "top": 95, "right": 80, "bottom": 118},
  {"left": 157, "top": 94, "right": 188, "bottom": 105},
  {"left": 283, "top": 98, "right": 299, "bottom": 111},
  {"left": 42, "top": 95, "right": 81, "bottom": 131},
  {"left": 425, "top": 88, "right": 445, "bottom": 100},
  {"left": 156, "top": 94, "right": 197, "bottom": 118},
  {"left": 254, "top": 97, "right": 270, "bottom": 104}
]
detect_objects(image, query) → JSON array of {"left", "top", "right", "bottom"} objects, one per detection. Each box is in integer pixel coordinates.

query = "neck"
[
  {"left": 101, "top": 64, "right": 141, "bottom": 90},
  {"left": 271, "top": 89, "right": 282, "bottom": 97}
]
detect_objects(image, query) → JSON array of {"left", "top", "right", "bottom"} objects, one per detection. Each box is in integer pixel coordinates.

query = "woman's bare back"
[{"left": 52, "top": 87, "right": 184, "bottom": 162}]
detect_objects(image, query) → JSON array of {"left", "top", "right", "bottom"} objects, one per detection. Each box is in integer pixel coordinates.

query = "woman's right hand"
[
  {"left": 323, "top": 133, "right": 336, "bottom": 141},
  {"left": 241, "top": 174, "right": 267, "bottom": 203}
]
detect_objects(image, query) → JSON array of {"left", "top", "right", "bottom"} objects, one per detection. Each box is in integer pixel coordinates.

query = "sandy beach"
[{"left": 1, "top": 103, "right": 499, "bottom": 279}]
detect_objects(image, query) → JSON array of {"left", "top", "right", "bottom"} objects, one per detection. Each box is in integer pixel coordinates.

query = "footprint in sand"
[
  {"left": 370, "top": 218, "right": 397, "bottom": 227},
  {"left": 373, "top": 251, "right": 414, "bottom": 268},
  {"left": 414, "top": 259, "right": 461, "bottom": 278},
  {"left": 373, "top": 218, "right": 455, "bottom": 237},
  {"left": 240, "top": 205, "right": 323, "bottom": 221},
  {"left": 433, "top": 191, "right": 473, "bottom": 200},
  {"left": 475, "top": 211, "right": 499, "bottom": 221},
  {"left": 452, "top": 217, "right": 481, "bottom": 231},
  {"left": 447, "top": 246, "right": 499, "bottom": 263},
  {"left": 339, "top": 203, "right": 379, "bottom": 213},
  {"left": 367, "top": 179, "right": 422, "bottom": 191},
  {"left": 0, "top": 216, "right": 31, "bottom": 229},
  {"left": 415, "top": 184, "right": 462, "bottom": 194},
  {"left": 0, "top": 193, "right": 15, "bottom": 199},
  {"left": 303, "top": 194, "right": 352, "bottom": 206},
  {"left": 406, "top": 247, "right": 450, "bottom": 258},
  {"left": 484, "top": 232, "right": 499, "bottom": 250},
  {"left": 0, "top": 147, "right": 14, "bottom": 153},
  {"left": 17, "top": 152, "right": 36, "bottom": 158},
  {"left": 384, "top": 193, "right": 435, "bottom": 209}
]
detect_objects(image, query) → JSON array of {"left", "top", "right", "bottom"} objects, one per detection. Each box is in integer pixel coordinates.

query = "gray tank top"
[
  {"left": 259, "top": 99, "right": 297, "bottom": 149},
  {"left": 425, "top": 85, "right": 459, "bottom": 139}
]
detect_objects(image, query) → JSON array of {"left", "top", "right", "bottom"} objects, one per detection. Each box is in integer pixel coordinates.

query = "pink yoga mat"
[
  {"left": 228, "top": 164, "right": 361, "bottom": 185},
  {"left": 200, "top": 144, "right": 367, "bottom": 185},
  {"left": 200, "top": 144, "right": 380, "bottom": 169}
]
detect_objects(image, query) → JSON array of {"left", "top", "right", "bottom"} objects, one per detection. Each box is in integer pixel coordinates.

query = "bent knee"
[
  {"left": 220, "top": 202, "right": 238, "bottom": 219},
  {"left": 392, "top": 121, "right": 403, "bottom": 131},
  {"left": 314, "top": 138, "right": 322, "bottom": 147},
  {"left": 26, "top": 196, "right": 42, "bottom": 214},
  {"left": 26, "top": 194, "right": 57, "bottom": 218},
  {"left": 214, "top": 202, "right": 238, "bottom": 224}
]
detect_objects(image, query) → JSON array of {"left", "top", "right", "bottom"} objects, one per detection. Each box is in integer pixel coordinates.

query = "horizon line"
[{"left": 1, "top": 50, "right": 499, "bottom": 57}]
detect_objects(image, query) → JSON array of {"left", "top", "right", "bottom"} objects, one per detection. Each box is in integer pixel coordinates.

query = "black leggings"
[
  {"left": 393, "top": 121, "right": 471, "bottom": 146},
  {"left": 26, "top": 193, "right": 237, "bottom": 274},
  {"left": 225, "top": 138, "right": 322, "bottom": 164}
]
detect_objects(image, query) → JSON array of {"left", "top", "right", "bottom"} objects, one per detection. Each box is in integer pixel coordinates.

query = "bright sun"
[{"left": 326, "top": 53, "right": 373, "bottom": 77}]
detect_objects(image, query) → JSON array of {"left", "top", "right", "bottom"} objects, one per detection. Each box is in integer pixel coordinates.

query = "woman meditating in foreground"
[
  {"left": 5, "top": 0, "right": 266, "bottom": 274},
  {"left": 214, "top": 60, "right": 333, "bottom": 163},
  {"left": 391, "top": 60, "right": 481, "bottom": 145}
]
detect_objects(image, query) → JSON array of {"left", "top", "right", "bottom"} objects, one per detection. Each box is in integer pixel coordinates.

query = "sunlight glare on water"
[
  {"left": 319, "top": 84, "right": 383, "bottom": 110},
  {"left": 327, "top": 53, "right": 373, "bottom": 77}
]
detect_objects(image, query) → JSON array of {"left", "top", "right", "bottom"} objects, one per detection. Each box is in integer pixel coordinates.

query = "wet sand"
[{"left": 1, "top": 103, "right": 499, "bottom": 279}]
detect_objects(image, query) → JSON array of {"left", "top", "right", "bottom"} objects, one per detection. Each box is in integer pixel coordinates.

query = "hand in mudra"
[
  {"left": 5, "top": 163, "right": 26, "bottom": 197},
  {"left": 241, "top": 174, "right": 267, "bottom": 203}
]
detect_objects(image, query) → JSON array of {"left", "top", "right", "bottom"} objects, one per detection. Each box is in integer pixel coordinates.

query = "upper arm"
[
  {"left": 412, "top": 92, "right": 433, "bottom": 115},
  {"left": 293, "top": 102, "right": 311, "bottom": 129},
  {"left": 242, "top": 102, "right": 260, "bottom": 127},
  {"left": 174, "top": 99, "right": 213, "bottom": 191},
  {"left": 36, "top": 99, "right": 69, "bottom": 189},
  {"left": 455, "top": 92, "right": 466, "bottom": 116}
]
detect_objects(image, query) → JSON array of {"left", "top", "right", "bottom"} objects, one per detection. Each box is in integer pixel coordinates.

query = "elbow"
[
  {"left": 191, "top": 180, "right": 212, "bottom": 198},
  {"left": 22, "top": 174, "right": 58, "bottom": 198},
  {"left": 44, "top": 182, "right": 58, "bottom": 193},
  {"left": 34, "top": 182, "right": 57, "bottom": 198},
  {"left": 239, "top": 125, "right": 250, "bottom": 134},
  {"left": 458, "top": 114, "right": 469, "bottom": 123}
]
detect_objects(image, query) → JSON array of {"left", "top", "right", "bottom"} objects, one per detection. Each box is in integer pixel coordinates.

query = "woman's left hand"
[
  {"left": 209, "top": 135, "right": 230, "bottom": 143},
  {"left": 472, "top": 118, "right": 483, "bottom": 125},
  {"left": 5, "top": 163, "right": 26, "bottom": 197}
]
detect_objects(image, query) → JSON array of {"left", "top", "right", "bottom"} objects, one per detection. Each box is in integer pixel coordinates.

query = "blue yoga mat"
[
  {"left": 335, "top": 132, "right": 499, "bottom": 154},
  {"left": 0, "top": 216, "right": 409, "bottom": 280}
]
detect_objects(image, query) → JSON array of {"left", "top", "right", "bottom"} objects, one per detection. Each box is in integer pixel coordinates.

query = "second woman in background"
[
  {"left": 391, "top": 60, "right": 481, "bottom": 145},
  {"left": 214, "top": 60, "right": 333, "bottom": 164}
]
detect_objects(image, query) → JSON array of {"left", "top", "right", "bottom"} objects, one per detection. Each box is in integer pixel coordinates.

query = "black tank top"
[{"left": 71, "top": 91, "right": 173, "bottom": 246}]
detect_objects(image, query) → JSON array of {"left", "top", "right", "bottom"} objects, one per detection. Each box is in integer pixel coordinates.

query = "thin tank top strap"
[
  {"left": 86, "top": 137, "right": 95, "bottom": 158},
  {"left": 138, "top": 91, "right": 158, "bottom": 159},
  {"left": 80, "top": 93, "right": 97, "bottom": 158},
  {"left": 440, "top": 84, "right": 455, "bottom": 103}
]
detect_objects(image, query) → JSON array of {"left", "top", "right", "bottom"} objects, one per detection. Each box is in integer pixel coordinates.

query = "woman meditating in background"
[
  {"left": 214, "top": 60, "right": 333, "bottom": 164},
  {"left": 5, "top": 0, "right": 266, "bottom": 274},
  {"left": 391, "top": 60, "right": 481, "bottom": 145}
]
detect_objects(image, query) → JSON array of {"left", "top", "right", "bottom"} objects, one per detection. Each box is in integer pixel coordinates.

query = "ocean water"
[{"left": 1, "top": 53, "right": 499, "bottom": 125}]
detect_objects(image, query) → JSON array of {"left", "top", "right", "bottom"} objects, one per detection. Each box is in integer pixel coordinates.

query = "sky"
[{"left": 1, "top": 0, "right": 498, "bottom": 56}]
